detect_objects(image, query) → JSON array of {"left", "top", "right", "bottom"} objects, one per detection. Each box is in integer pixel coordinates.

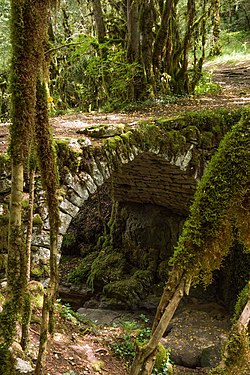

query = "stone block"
[{"left": 60, "top": 198, "right": 79, "bottom": 217}]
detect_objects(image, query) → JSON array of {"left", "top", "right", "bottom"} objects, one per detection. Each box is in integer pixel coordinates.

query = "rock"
[
  {"left": 15, "top": 358, "right": 34, "bottom": 374},
  {"left": 59, "top": 284, "right": 93, "bottom": 307},
  {"left": 161, "top": 304, "right": 229, "bottom": 369},
  {"left": 60, "top": 198, "right": 80, "bottom": 218},
  {"left": 77, "top": 124, "right": 125, "bottom": 138},
  {"left": 77, "top": 307, "right": 147, "bottom": 326},
  {"left": 200, "top": 345, "right": 222, "bottom": 368}
]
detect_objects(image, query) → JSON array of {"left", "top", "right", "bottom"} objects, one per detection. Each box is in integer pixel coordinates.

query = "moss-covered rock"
[
  {"left": 87, "top": 250, "right": 127, "bottom": 290},
  {"left": 103, "top": 270, "right": 153, "bottom": 308}
]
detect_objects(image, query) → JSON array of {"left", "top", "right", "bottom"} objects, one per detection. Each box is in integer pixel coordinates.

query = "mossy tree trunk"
[
  {"left": 172, "top": 0, "right": 196, "bottom": 94},
  {"left": 130, "top": 275, "right": 186, "bottom": 375},
  {"left": 91, "top": 0, "right": 106, "bottom": 45},
  {"left": 209, "top": 0, "right": 222, "bottom": 56},
  {"left": 127, "top": 0, "right": 144, "bottom": 100},
  {"left": 0, "top": 0, "right": 47, "bottom": 371},
  {"left": 140, "top": 0, "right": 156, "bottom": 96},
  {"left": 34, "top": 78, "right": 60, "bottom": 375},
  {"left": 131, "top": 110, "right": 250, "bottom": 374},
  {"left": 21, "top": 154, "right": 36, "bottom": 351},
  {"left": 0, "top": 0, "right": 58, "bottom": 372},
  {"left": 152, "top": 0, "right": 174, "bottom": 80}
]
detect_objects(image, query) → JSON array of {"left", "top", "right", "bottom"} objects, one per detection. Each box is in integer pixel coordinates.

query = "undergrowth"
[{"left": 110, "top": 314, "right": 171, "bottom": 373}]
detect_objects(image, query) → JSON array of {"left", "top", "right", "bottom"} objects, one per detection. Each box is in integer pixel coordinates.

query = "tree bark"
[
  {"left": 34, "top": 78, "right": 60, "bottom": 374},
  {"left": 130, "top": 276, "right": 186, "bottom": 375},
  {"left": 91, "top": 0, "right": 106, "bottom": 44},
  {"left": 210, "top": 0, "right": 221, "bottom": 56},
  {"left": 211, "top": 296, "right": 250, "bottom": 374},
  {"left": 152, "top": 0, "right": 174, "bottom": 77},
  {"left": 127, "top": 0, "right": 141, "bottom": 63},
  {"left": 141, "top": 0, "right": 156, "bottom": 96}
]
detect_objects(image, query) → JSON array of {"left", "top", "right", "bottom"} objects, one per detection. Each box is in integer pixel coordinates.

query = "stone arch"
[
  {"left": 31, "top": 109, "right": 242, "bottom": 268},
  {"left": 0, "top": 108, "right": 243, "bottom": 279}
]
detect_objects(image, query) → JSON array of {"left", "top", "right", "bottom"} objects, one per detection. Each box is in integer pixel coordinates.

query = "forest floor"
[{"left": 1, "top": 59, "right": 250, "bottom": 375}]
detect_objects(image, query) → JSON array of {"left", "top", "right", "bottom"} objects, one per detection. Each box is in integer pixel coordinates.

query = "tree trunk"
[
  {"left": 127, "top": 0, "right": 144, "bottom": 100},
  {"left": 0, "top": 0, "right": 43, "bottom": 370},
  {"left": 34, "top": 78, "right": 60, "bottom": 374},
  {"left": 21, "top": 163, "right": 35, "bottom": 351},
  {"left": 141, "top": 0, "right": 156, "bottom": 96},
  {"left": 177, "top": 0, "right": 196, "bottom": 94},
  {"left": 152, "top": 0, "right": 174, "bottom": 78},
  {"left": 210, "top": 294, "right": 250, "bottom": 374},
  {"left": 127, "top": 0, "right": 140, "bottom": 63},
  {"left": 210, "top": 0, "right": 221, "bottom": 56},
  {"left": 130, "top": 276, "right": 187, "bottom": 375},
  {"left": 25, "top": 166, "right": 36, "bottom": 282},
  {"left": 91, "top": 0, "right": 106, "bottom": 44},
  {"left": 0, "top": 0, "right": 57, "bottom": 372},
  {"left": 34, "top": 293, "right": 49, "bottom": 375}
]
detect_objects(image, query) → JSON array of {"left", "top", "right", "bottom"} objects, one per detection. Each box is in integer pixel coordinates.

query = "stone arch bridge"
[{"left": 0, "top": 108, "right": 242, "bottom": 285}]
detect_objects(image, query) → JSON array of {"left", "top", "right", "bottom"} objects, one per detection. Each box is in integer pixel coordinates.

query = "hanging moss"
[
  {"left": 170, "top": 107, "right": 250, "bottom": 286},
  {"left": 35, "top": 80, "right": 60, "bottom": 236}
]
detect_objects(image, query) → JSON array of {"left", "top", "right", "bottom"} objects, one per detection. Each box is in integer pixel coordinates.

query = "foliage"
[
  {"left": 0, "top": 0, "right": 10, "bottom": 70},
  {"left": 0, "top": 0, "right": 10, "bottom": 120},
  {"left": 221, "top": 1, "right": 250, "bottom": 32},
  {"left": 110, "top": 317, "right": 151, "bottom": 366},
  {"left": 110, "top": 316, "right": 171, "bottom": 372},
  {"left": 194, "top": 71, "right": 221, "bottom": 95},
  {"left": 56, "top": 302, "right": 97, "bottom": 329},
  {"left": 0, "top": 0, "right": 250, "bottom": 116},
  {"left": 67, "top": 251, "right": 99, "bottom": 284},
  {"left": 51, "top": 36, "right": 141, "bottom": 112}
]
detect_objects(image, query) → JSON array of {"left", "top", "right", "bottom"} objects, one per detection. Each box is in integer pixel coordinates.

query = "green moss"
[
  {"left": 55, "top": 139, "right": 82, "bottom": 176},
  {"left": 233, "top": 283, "right": 250, "bottom": 322},
  {"left": 154, "top": 343, "right": 170, "bottom": 373},
  {"left": 87, "top": 251, "right": 127, "bottom": 290},
  {"left": 103, "top": 270, "right": 152, "bottom": 307},
  {"left": 32, "top": 213, "right": 43, "bottom": 226},
  {"left": 200, "top": 131, "right": 214, "bottom": 148},
  {"left": 67, "top": 251, "right": 99, "bottom": 284},
  {"left": 21, "top": 199, "right": 29, "bottom": 210},
  {"left": 0, "top": 155, "right": 10, "bottom": 172},
  {"left": 30, "top": 265, "right": 49, "bottom": 280},
  {"left": 170, "top": 108, "right": 250, "bottom": 286},
  {"left": 61, "top": 232, "right": 76, "bottom": 251}
]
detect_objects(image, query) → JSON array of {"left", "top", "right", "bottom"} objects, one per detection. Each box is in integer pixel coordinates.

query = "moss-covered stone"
[
  {"left": 103, "top": 270, "right": 153, "bottom": 308},
  {"left": 67, "top": 251, "right": 99, "bottom": 285},
  {"left": 55, "top": 139, "right": 82, "bottom": 177},
  {"left": 32, "top": 213, "right": 43, "bottom": 226},
  {"left": 87, "top": 250, "right": 127, "bottom": 290}
]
